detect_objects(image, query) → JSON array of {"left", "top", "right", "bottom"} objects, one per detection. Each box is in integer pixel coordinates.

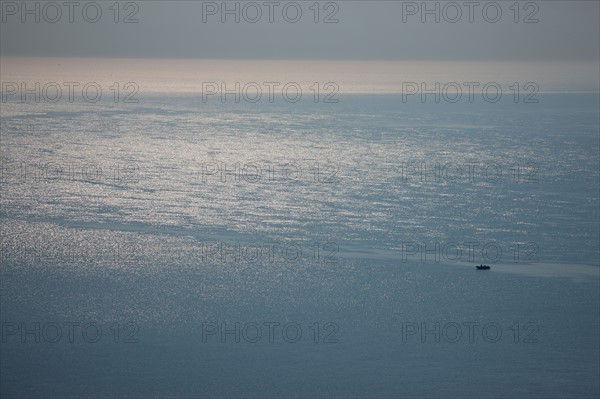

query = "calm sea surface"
[{"left": 1, "top": 59, "right": 599, "bottom": 397}]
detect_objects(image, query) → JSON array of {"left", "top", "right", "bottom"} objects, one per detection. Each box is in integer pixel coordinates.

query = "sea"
[{"left": 0, "top": 58, "right": 599, "bottom": 398}]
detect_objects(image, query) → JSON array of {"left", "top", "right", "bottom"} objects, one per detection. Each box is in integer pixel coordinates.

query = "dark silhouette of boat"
[{"left": 476, "top": 264, "right": 491, "bottom": 270}]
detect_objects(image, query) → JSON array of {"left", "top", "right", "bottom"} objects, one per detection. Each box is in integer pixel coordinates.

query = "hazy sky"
[{"left": 1, "top": 1, "right": 599, "bottom": 61}]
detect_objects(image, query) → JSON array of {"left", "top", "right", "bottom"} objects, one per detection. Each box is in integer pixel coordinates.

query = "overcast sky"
[{"left": 1, "top": 1, "right": 598, "bottom": 61}]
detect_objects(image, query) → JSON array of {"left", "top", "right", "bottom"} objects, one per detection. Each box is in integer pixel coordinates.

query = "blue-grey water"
[{"left": 1, "top": 93, "right": 599, "bottom": 397}]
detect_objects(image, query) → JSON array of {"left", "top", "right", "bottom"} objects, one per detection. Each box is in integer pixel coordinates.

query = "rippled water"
[
  {"left": 2, "top": 94, "right": 598, "bottom": 264},
  {"left": 1, "top": 92, "right": 599, "bottom": 397}
]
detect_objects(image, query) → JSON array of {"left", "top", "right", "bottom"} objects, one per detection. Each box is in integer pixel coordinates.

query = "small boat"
[{"left": 476, "top": 265, "right": 491, "bottom": 270}]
